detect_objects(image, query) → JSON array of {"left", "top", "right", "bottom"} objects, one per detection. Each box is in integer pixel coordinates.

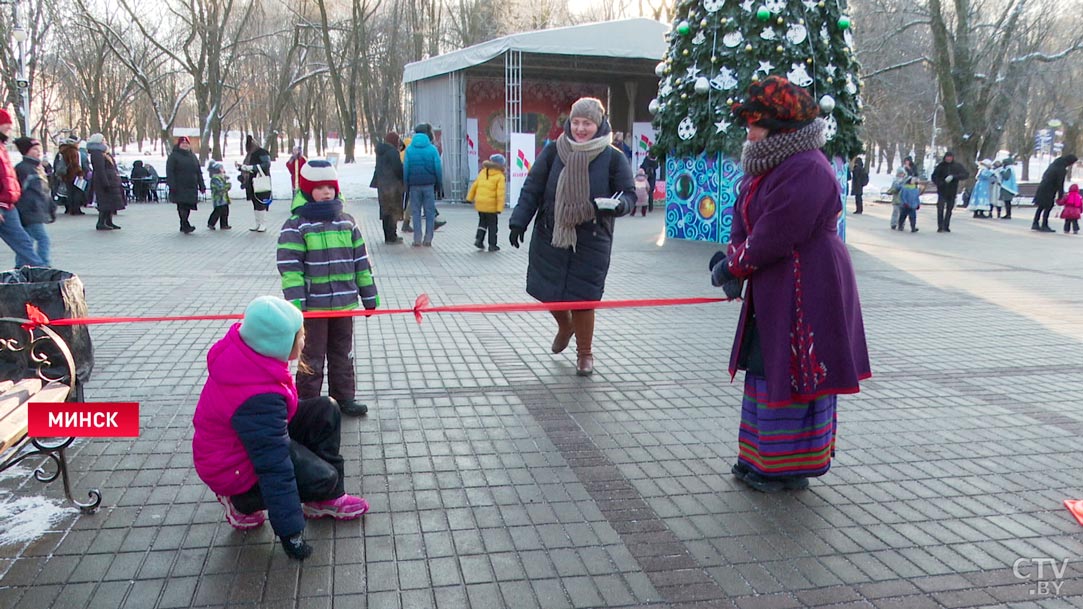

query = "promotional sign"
[
  {"left": 508, "top": 132, "right": 536, "bottom": 209},
  {"left": 631, "top": 122, "right": 656, "bottom": 173},
  {"left": 466, "top": 118, "right": 479, "bottom": 180}
]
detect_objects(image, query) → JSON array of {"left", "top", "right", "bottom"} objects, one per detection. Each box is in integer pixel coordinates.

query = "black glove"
[
  {"left": 711, "top": 256, "right": 736, "bottom": 287},
  {"left": 280, "top": 533, "right": 313, "bottom": 560},
  {"left": 509, "top": 226, "right": 525, "bottom": 248},
  {"left": 708, "top": 250, "right": 726, "bottom": 272},
  {"left": 721, "top": 279, "right": 743, "bottom": 300}
]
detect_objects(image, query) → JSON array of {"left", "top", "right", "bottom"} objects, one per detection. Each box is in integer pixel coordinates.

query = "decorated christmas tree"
[{"left": 651, "top": 0, "right": 863, "bottom": 160}]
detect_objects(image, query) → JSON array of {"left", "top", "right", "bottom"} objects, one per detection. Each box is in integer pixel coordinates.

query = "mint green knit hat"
[{"left": 239, "top": 296, "right": 303, "bottom": 361}]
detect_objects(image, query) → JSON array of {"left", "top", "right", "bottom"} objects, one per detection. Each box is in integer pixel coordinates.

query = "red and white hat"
[{"left": 297, "top": 159, "right": 339, "bottom": 198}]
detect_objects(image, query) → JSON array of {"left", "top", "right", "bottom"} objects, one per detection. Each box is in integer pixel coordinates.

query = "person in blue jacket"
[{"left": 403, "top": 127, "right": 443, "bottom": 246}]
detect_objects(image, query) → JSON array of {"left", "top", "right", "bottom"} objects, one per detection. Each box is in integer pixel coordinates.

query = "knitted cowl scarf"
[
  {"left": 552, "top": 123, "right": 613, "bottom": 249},
  {"left": 740, "top": 118, "right": 827, "bottom": 176}
]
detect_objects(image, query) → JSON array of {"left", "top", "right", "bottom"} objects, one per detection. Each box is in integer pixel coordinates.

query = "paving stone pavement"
[{"left": 0, "top": 197, "right": 1081, "bottom": 609}]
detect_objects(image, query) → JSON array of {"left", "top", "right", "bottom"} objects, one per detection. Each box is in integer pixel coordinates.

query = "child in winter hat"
[
  {"left": 297, "top": 159, "right": 340, "bottom": 201},
  {"left": 193, "top": 295, "right": 370, "bottom": 562}
]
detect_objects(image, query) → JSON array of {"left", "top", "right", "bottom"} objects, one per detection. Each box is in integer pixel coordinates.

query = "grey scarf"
[
  {"left": 553, "top": 132, "right": 612, "bottom": 249},
  {"left": 740, "top": 118, "right": 827, "bottom": 176}
]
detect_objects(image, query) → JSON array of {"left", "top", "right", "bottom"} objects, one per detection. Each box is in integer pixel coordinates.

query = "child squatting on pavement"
[{"left": 192, "top": 296, "right": 369, "bottom": 561}]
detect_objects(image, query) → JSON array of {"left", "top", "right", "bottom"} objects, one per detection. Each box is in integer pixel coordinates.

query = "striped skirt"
[{"left": 738, "top": 374, "right": 837, "bottom": 478}]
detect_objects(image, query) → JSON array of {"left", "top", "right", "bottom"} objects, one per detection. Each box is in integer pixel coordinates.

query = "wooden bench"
[{"left": 0, "top": 319, "right": 102, "bottom": 513}]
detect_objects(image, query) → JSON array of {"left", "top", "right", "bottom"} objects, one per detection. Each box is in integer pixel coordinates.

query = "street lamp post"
[{"left": 11, "top": 19, "right": 28, "bottom": 137}]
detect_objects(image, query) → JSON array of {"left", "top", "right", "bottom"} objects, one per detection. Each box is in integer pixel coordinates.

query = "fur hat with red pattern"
[
  {"left": 731, "top": 75, "right": 820, "bottom": 133},
  {"left": 297, "top": 159, "right": 339, "bottom": 199}
]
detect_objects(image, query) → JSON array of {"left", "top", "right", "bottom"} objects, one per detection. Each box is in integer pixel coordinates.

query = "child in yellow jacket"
[{"left": 467, "top": 154, "right": 506, "bottom": 252}]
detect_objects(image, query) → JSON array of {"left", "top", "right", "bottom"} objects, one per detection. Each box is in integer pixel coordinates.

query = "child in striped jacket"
[{"left": 276, "top": 160, "right": 379, "bottom": 417}]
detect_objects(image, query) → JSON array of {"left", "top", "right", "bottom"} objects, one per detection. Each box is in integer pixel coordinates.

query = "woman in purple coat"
[{"left": 710, "top": 76, "right": 871, "bottom": 493}]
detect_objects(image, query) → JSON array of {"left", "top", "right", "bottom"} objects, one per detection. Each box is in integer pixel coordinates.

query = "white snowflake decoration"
[
  {"left": 764, "top": 0, "right": 786, "bottom": 13},
  {"left": 703, "top": 0, "right": 724, "bottom": 12},
  {"left": 823, "top": 114, "right": 838, "bottom": 140},
  {"left": 710, "top": 67, "right": 739, "bottom": 90},
  {"left": 722, "top": 31, "right": 744, "bottom": 48},
  {"left": 787, "top": 63, "right": 814, "bottom": 87},
  {"left": 756, "top": 60, "right": 775, "bottom": 75},
  {"left": 786, "top": 24, "right": 807, "bottom": 44},
  {"left": 678, "top": 116, "right": 698, "bottom": 141},
  {"left": 692, "top": 31, "right": 706, "bottom": 45},
  {"left": 760, "top": 27, "right": 777, "bottom": 40}
]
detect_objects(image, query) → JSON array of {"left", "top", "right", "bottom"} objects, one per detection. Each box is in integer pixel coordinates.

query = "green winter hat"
[{"left": 239, "top": 296, "right": 303, "bottom": 361}]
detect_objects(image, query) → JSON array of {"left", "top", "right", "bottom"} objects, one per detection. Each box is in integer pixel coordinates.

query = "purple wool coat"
[{"left": 726, "top": 149, "right": 871, "bottom": 406}]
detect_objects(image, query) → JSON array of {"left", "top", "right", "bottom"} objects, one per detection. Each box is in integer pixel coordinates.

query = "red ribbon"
[{"left": 22, "top": 295, "right": 726, "bottom": 328}]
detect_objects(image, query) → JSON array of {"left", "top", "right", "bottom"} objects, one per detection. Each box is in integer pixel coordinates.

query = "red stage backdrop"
[{"left": 466, "top": 77, "right": 608, "bottom": 168}]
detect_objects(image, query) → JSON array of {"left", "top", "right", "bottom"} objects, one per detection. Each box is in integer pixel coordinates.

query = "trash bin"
[{"left": 0, "top": 267, "right": 93, "bottom": 399}]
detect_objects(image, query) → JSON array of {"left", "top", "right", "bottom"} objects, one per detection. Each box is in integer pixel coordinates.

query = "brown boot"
[
  {"left": 550, "top": 310, "right": 574, "bottom": 354},
  {"left": 572, "top": 309, "right": 595, "bottom": 376}
]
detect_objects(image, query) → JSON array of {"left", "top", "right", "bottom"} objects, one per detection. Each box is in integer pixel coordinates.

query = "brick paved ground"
[{"left": 0, "top": 197, "right": 1080, "bottom": 609}]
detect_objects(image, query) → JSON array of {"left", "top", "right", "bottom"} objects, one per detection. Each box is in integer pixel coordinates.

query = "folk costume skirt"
[{"left": 738, "top": 374, "right": 836, "bottom": 478}]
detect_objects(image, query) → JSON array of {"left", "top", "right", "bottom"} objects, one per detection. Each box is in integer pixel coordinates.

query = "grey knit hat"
[{"left": 569, "top": 98, "right": 605, "bottom": 127}]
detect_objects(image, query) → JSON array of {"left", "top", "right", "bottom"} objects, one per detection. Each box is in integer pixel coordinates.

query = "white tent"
[{"left": 403, "top": 18, "right": 667, "bottom": 200}]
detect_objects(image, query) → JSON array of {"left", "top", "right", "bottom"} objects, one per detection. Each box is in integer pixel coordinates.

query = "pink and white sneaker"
[
  {"left": 216, "top": 495, "right": 267, "bottom": 530},
  {"left": 302, "top": 494, "right": 370, "bottom": 520}
]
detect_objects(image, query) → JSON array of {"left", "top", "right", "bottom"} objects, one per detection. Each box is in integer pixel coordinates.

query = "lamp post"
[{"left": 11, "top": 22, "right": 28, "bottom": 136}]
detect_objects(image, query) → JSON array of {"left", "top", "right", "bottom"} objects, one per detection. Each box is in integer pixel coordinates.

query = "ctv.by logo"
[
  {"left": 1013, "top": 558, "right": 1070, "bottom": 595},
  {"left": 516, "top": 149, "right": 531, "bottom": 170}
]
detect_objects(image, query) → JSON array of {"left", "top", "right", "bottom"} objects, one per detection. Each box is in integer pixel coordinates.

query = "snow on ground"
[{"left": 0, "top": 471, "right": 77, "bottom": 546}]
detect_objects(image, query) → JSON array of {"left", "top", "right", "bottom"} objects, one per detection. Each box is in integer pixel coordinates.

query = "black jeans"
[
  {"left": 296, "top": 316, "right": 355, "bottom": 403},
  {"left": 1065, "top": 219, "right": 1080, "bottom": 232},
  {"left": 231, "top": 396, "right": 345, "bottom": 513},
  {"left": 854, "top": 190, "right": 863, "bottom": 213},
  {"left": 476, "top": 212, "right": 499, "bottom": 247},
  {"left": 207, "top": 205, "right": 230, "bottom": 228},
  {"left": 936, "top": 196, "right": 955, "bottom": 230},
  {"left": 381, "top": 214, "right": 398, "bottom": 242}
]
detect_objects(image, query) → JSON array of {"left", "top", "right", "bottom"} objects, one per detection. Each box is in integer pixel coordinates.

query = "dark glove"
[
  {"left": 721, "top": 279, "right": 743, "bottom": 300},
  {"left": 281, "top": 533, "right": 313, "bottom": 560},
  {"left": 509, "top": 226, "right": 525, "bottom": 248},
  {"left": 710, "top": 256, "right": 736, "bottom": 287},
  {"left": 708, "top": 250, "right": 726, "bottom": 272}
]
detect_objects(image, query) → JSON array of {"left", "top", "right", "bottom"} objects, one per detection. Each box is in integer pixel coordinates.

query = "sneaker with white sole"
[
  {"left": 216, "top": 494, "right": 267, "bottom": 529},
  {"left": 302, "top": 494, "right": 370, "bottom": 520}
]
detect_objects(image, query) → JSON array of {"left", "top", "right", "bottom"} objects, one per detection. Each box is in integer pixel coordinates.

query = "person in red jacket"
[
  {"left": 0, "top": 108, "right": 43, "bottom": 266},
  {"left": 286, "top": 146, "right": 306, "bottom": 193}
]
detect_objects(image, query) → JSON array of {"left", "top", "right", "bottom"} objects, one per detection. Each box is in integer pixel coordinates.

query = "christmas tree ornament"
[
  {"left": 837, "top": 15, "right": 851, "bottom": 29},
  {"left": 703, "top": 0, "right": 724, "bottom": 12},
  {"left": 700, "top": 19, "right": 708, "bottom": 27},
  {"left": 820, "top": 24, "right": 829, "bottom": 41},
  {"left": 655, "top": 62, "right": 667, "bottom": 77},
  {"left": 756, "top": 6, "right": 771, "bottom": 21},
  {"left": 826, "top": 77, "right": 833, "bottom": 83},
  {"left": 818, "top": 94, "right": 836, "bottom": 113},
  {"left": 693, "top": 31, "right": 706, "bottom": 45},
  {"left": 787, "top": 63, "right": 813, "bottom": 87},
  {"left": 760, "top": 27, "right": 777, "bottom": 40},
  {"left": 675, "top": 78, "right": 682, "bottom": 85},
  {"left": 776, "top": 45, "right": 784, "bottom": 53},
  {"left": 711, "top": 55, "right": 718, "bottom": 63},
  {"left": 685, "top": 64, "right": 702, "bottom": 79},
  {"left": 649, "top": 98, "right": 660, "bottom": 114},
  {"left": 844, "top": 30, "right": 854, "bottom": 48},
  {"left": 741, "top": 0, "right": 755, "bottom": 11},
  {"left": 681, "top": 93, "right": 688, "bottom": 99},
  {"left": 806, "top": 58, "right": 813, "bottom": 64},
  {"left": 714, "top": 119, "right": 731, "bottom": 133},
  {"left": 677, "top": 20, "right": 691, "bottom": 35},
  {"left": 818, "top": 1, "right": 825, "bottom": 7},
  {"left": 727, "top": 98, "right": 734, "bottom": 105},
  {"left": 756, "top": 59, "right": 775, "bottom": 74},
  {"left": 745, "top": 44, "right": 754, "bottom": 52},
  {"left": 710, "top": 67, "right": 738, "bottom": 90},
  {"left": 764, "top": 0, "right": 785, "bottom": 12},
  {"left": 786, "top": 24, "right": 808, "bottom": 44},
  {"left": 677, "top": 116, "right": 698, "bottom": 140},
  {"left": 723, "top": 31, "right": 744, "bottom": 47},
  {"left": 777, "top": 17, "right": 785, "bottom": 25},
  {"left": 844, "top": 74, "right": 857, "bottom": 95},
  {"left": 694, "top": 76, "right": 711, "bottom": 94},
  {"left": 682, "top": 49, "right": 690, "bottom": 56},
  {"left": 801, "top": 0, "right": 817, "bottom": 9},
  {"left": 823, "top": 114, "right": 838, "bottom": 140}
]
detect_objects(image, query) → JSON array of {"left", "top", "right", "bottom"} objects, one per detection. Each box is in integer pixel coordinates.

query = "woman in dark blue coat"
[
  {"left": 509, "top": 97, "right": 635, "bottom": 376},
  {"left": 166, "top": 136, "right": 206, "bottom": 234}
]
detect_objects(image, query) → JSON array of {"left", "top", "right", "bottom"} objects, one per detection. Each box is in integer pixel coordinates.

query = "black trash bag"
[{"left": 0, "top": 267, "right": 93, "bottom": 390}]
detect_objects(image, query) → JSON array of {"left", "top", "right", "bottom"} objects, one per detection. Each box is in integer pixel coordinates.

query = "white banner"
[
  {"left": 466, "top": 118, "right": 479, "bottom": 180},
  {"left": 508, "top": 132, "right": 535, "bottom": 209},
  {"left": 631, "top": 122, "right": 656, "bottom": 173}
]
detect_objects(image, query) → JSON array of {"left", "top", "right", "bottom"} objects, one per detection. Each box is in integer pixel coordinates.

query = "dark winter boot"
[{"left": 550, "top": 310, "right": 574, "bottom": 354}]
